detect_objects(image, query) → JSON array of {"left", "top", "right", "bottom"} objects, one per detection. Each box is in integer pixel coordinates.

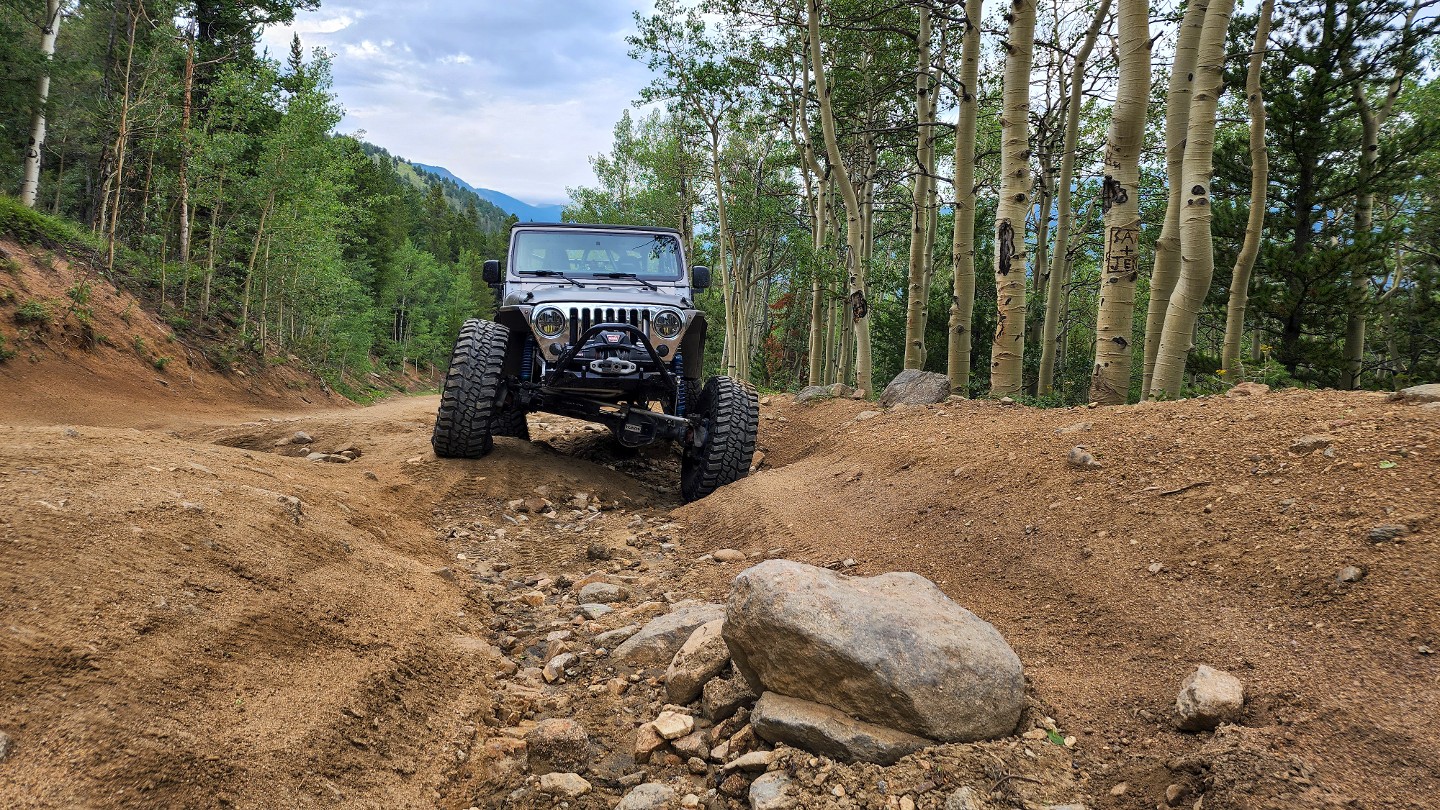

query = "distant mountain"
[
  {"left": 357, "top": 142, "right": 512, "bottom": 232},
  {"left": 411, "top": 163, "right": 567, "bottom": 223}
]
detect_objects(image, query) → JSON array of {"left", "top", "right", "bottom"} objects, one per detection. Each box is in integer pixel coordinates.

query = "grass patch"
[
  {"left": 14, "top": 299, "right": 52, "bottom": 329},
  {"left": 153, "top": 355, "right": 172, "bottom": 371},
  {"left": 0, "top": 194, "right": 100, "bottom": 257},
  {"left": 0, "top": 334, "right": 14, "bottom": 362}
]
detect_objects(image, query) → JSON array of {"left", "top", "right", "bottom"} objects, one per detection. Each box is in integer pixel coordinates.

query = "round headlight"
[
  {"left": 534, "top": 307, "right": 565, "bottom": 338},
  {"left": 653, "top": 309, "right": 683, "bottom": 339}
]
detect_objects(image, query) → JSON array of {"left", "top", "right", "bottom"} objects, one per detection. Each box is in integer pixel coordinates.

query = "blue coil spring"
[
  {"left": 672, "top": 354, "right": 685, "bottom": 416},
  {"left": 521, "top": 338, "right": 534, "bottom": 382}
]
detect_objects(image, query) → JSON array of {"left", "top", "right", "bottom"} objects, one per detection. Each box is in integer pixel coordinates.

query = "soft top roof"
[{"left": 512, "top": 222, "right": 682, "bottom": 236}]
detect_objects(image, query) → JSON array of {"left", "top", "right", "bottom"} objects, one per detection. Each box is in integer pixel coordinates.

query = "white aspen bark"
[
  {"left": 903, "top": 5, "right": 933, "bottom": 370},
  {"left": 1149, "top": 0, "right": 1235, "bottom": 399},
  {"left": 947, "top": 0, "right": 984, "bottom": 392},
  {"left": 20, "top": 0, "right": 64, "bottom": 208},
  {"left": 808, "top": 0, "right": 872, "bottom": 394},
  {"left": 178, "top": 30, "right": 195, "bottom": 269},
  {"left": 1038, "top": 0, "right": 1110, "bottom": 396},
  {"left": 1220, "top": 0, "right": 1273, "bottom": 377},
  {"left": 1142, "top": 0, "right": 1210, "bottom": 397},
  {"left": 1088, "top": 0, "right": 1151, "bottom": 405},
  {"left": 990, "top": 0, "right": 1037, "bottom": 397}
]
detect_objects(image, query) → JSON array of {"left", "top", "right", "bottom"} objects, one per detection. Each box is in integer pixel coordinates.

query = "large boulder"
[
  {"left": 613, "top": 602, "right": 725, "bottom": 668},
  {"left": 877, "top": 369, "right": 951, "bottom": 407},
  {"left": 723, "top": 560, "right": 1024, "bottom": 742},
  {"left": 1396, "top": 383, "right": 1440, "bottom": 403},
  {"left": 795, "top": 385, "right": 832, "bottom": 404},
  {"left": 750, "top": 692, "right": 933, "bottom": 765}
]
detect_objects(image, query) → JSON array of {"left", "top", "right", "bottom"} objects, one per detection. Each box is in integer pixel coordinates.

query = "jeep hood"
[{"left": 505, "top": 284, "right": 693, "bottom": 309}]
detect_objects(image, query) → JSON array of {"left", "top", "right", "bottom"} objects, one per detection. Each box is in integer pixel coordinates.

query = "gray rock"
[
  {"left": 0, "top": 730, "right": 10, "bottom": 762},
  {"left": 1396, "top": 383, "right": 1440, "bottom": 403},
  {"left": 594, "top": 625, "right": 641, "bottom": 647},
  {"left": 1055, "top": 421, "right": 1092, "bottom": 435},
  {"left": 1289, "top": 434, "right": 1333, "bottom": 454},
  {"left": 1176, "top": 665, "right": 1244, "bottom": 731},
  {"left": 616, "top": 782, "right": 680, "bottom": 810},
  {"left": 667, "top": 620, "right": 731, "bottom": 704},
  {"left": 1368, "top": 524, "right": 1409, "bottom": 543},
  {"left": 749, "top": 771, "right": 797, "bottom": 810},
  {"left": 795, "top": 385, "right": 832, "bottom": 404},
  {"left": 292, "top": 430, "right": 314, "bottom": 444},
  {"left": 525, "top": 718, "right": 590, "bottom": 774},
  {"left": 713, "top": 548, "right": 746, "bottom": 563},
  {"left": 750, "top": 692, "right": 933, "bottom": 765},
  {"left": 1067, "top": 446, "right": 1101, "bottom": 470},
  {"left": 538, "top": 772, "right": 591, "bottom": 798},
  {"left": 1225, "top": 381, "right": 1270, "bottom": 397},
  {"left": 615, "top": 602, "right": 726, "bottom": 668},
  {"left": 702, "top": 674, "right": 757, "bottom": 722},
  {"left": 578, "top": 603, "right": 614, "bottom": 620},
  {"left": 724, "top": 560, "right": 1025, "bottom": 742},
  {"left": 877, "top": 369, "right": 951, "bottom": 407},
  {"left": 827, "top": 382, "right": 861, "bottom": 399},
  {"left": 855, "top": 410, "right": 882, "bottom": 421},
  {"left": 1337, "top": 565, "right": 1366, "bottom": 584},
  {"left": 578, "top": 581, "right": 629, "bottom": 604}
]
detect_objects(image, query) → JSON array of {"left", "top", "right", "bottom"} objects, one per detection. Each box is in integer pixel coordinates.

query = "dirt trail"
[{"left": 1, "top": 378, "right": 1436, "bottom": 809}]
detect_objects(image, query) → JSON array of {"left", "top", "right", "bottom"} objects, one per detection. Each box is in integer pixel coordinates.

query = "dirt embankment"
[{"left": 0, "top": 343, "right": 1436, "bottom": 809}]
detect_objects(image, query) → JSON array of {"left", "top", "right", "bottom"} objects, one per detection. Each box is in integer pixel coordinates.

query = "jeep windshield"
[{"left": 512, "top": 230, "right": 683, "bottom": 282}]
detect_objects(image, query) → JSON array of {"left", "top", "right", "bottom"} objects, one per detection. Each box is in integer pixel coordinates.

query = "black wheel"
[
  {"left": 432, "top": 319, "right": 510, "bottom": 458},
  {"left": 680, "top": 376, "right": 759, "bottom": 503},
  {"left": 493, "top": 405, "right": 530, "bottom": 440}
]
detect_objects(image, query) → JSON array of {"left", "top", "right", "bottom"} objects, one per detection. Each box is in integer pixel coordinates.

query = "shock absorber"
[
  {"left": 521, "top": 338, "right": 535, "bottom": 382},
  {"left": 671, "top": 353, "right": 686, "bottom": 416}
]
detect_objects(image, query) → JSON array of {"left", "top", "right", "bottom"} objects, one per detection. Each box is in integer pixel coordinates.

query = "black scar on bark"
[
  {"left": 1102, "top": 176, "right": 1129, "bottom": 214},
  {"left": 997, "top": 219, "right": 1016, "bottom": 276},
  {"left": 1111, "top": 335, "right": 1129, "bottom": 348}
]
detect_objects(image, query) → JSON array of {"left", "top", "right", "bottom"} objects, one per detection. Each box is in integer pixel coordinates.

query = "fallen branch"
[{"left": 1158, "top": 481, "right": 1211, "bottom": 496}]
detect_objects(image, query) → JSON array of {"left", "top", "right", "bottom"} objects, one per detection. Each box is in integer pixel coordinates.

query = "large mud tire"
[
  {"left": 680, "top": 375, "right": 759, "bottom": 503},
  {"left": 493, "top": 406, "right": 531, "bottom": 440},
  {"left": 432, "top": 319, "right": 510, "bottom": 458}
]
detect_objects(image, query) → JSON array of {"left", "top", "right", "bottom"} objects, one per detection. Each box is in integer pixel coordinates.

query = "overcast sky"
[{"left": 259, "top": 1, "right": 658, "bottom": 205}]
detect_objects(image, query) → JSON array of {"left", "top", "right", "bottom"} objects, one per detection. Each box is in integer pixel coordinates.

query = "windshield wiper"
[
  {"left": 593, "top": 272, "right": 659, "bottom": 291},
  {"left": 517, "top": 269, "right": 586, "bottom": 288}
]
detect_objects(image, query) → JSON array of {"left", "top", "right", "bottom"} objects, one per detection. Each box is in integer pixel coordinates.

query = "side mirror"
[
  {"left": 690, "top": 265, "right": 710, "bottom": 291},
  {"left": 482, "top": 259, "right": 501, "bottom": 285}
]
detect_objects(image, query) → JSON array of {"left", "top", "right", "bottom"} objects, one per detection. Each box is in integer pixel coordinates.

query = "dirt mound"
[
  {"left": 0, "top": 238, "right": 342, "bottom": 428},
  {"left": 678, "top": 390, "right": 1440, "bottom": 808}
]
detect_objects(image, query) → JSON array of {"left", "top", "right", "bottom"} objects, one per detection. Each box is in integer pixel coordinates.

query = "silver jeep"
[{"left": 432, "top": 222, "right": 759, "bottom": 502}]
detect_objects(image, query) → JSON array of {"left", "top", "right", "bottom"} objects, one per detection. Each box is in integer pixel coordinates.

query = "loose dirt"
[{"left": 2, "top": 252, "right": 1437, "bottom": 809}]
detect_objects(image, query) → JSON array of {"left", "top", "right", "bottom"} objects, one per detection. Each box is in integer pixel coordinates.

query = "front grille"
[{"left": 569, "top": 307, "right": 651, "bottom": 344}]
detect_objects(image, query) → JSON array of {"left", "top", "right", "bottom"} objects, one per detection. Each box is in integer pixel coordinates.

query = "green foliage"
[
  {"left": 0, "top": 334, "right": 13, "bottom": 362},
  {"left": 14, "top": 299, "right": 51, "bottom": 328},
  {"left": 153, "top": 355, "right": 172, "bottom": 371}
]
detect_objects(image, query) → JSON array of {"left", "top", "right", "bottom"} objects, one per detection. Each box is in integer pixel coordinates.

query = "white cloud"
[{"left": 260, "top": 0, "right": 658, "bottom": 205}]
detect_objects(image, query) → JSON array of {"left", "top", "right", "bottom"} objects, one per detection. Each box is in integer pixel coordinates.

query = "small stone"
[
  {"left": 712, "top": 548, "right": 746, "bottom": 563},
  {"left": 1336, "top": 565, "right": 1365, "bottom": 584},
  {"left": 0, "top": 730, "right": 11, "bottom": 762},
  {"left": 594, "top": 625, "right": 641, "bottom": 647},
  {"left": 722, "top": 750, "right": 774, "bottom": 772},
  {"left": 750, "top": 692, "right": 932, "bottom": 765},
  {"left": 1148, "top": 562, "right": 1165, "bottom": 575},
  {"left": 681, "top": 793, "right": 701, "bottom": 808},
  {"left": 666, "top": 619, "right": 731, "bottom": 704},
  {"left": 1225, "top": 381, "right": 1269, "bottom": 397},
  {"left": 524, "top": 718, "right": 589, "bottom": 775},
  {"left": 616, "top": 782, "right": 679, "bottom": 810},
  {"left": 1368, "top": 524, "right": 1409, "bottom": 543},
  {"left": 579, "top": 603, "right": 614, "bottom": 620},
  {"left": 1176, "top": 665, "right": 1244, "bottom": 731},
  {"left": 543, "top": 652, "right": 576, "bottom": 683},
  {"left": 686, "top": 756, "right": 708, "bottom": 775},
  {"left": 578, "top": 581, "right": 628, "bottom": 604},
  {"left": 702, "top": 673, "right": 757, "bottom": 722},
  {"left": 292, "top": 430, "right": 314, "bottom": 444},
  {"left": 651, "top": 710, "right": 695, "bottom": 740},
  {"left": 944, "top": 786, "right": 984, "bottom": 810},
  {"left": 1165, "top": 783, "right": 1189, "bottom": 806},
  {"left": 633, "top": 723, "right": 665, "bottom": 764},
  {"left": 855, "top": 410, "right": 882, "bottom": 421},
  {"left": 1289, "top": 434, "right": 1333, "bottom": 454},
  {"left": 1067, "top": 446, "right": 1101, "bottom": 470},
  {"left": 614, "top": 602, "right": 725, "bottom": 667},
  {"left": 538, "top": 772, "right": 591, "bottom": 798},
  {"left": 749, "top": 771, "right": 797, "bottom": 810},
  {"left": 1055, "top": 421, "right": 1092, "bottom": 435},
  {"left": 587, "top": 542, "right": 613, "bottom": 561},
  {"left": 672, "top": 729, "right": 709, "bottom": 760},
  {"left": 1109, "top": 782, "right": 1129, "bottom": 796},
  {"left": 432, "top": 567, "right": 456, "bottom": 582}
]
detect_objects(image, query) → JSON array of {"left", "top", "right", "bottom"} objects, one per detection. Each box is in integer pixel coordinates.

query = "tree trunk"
[
  {"left": 178, "top": 30, "right": 195, "bottom": 271},
  {"left": 1038, "top": 0, "right": 1110, "bottom": 396},
  {"left": 20, "top": 0, "right": 64, "bottom": 208},
  {"left": 947, "top": 0, "right": 984, "bottom": 393},
  {"left": 808, "top": 0, "right": 871, "bottom": 394},
  {"left": 1141, "top": 0, "right": 1210, "bottom": 397},
  {"left": 990, "top": 0, "right": 1037, "bottom": 397},
  {"left": 1219, "top": 0, "right": 1274, "bottom": 378},
  {"left": 1088, "top": 0, "right": 1150, "bottom": 405},
  {"left": 105, "top": 6, "right": 138, "bottom": 274},
  {"left": 1149, "top": 0, "right": 1235, "bottom": 399},
  {"left": 1339, "top": 6, "right": 1415, "bottom": 389},
  {"left": 705, "top": 122, "right": 742, "bottom": 380},
  {"left": 903, "top": 5, "right": 934, "bottom": 370}
]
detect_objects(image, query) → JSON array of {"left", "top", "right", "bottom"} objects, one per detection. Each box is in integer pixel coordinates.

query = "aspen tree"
[
  {"left": 990, "top": 0, "right": 1038, "bottom": 397},
  {"left": 947, "top": 0, "right": 984, "bottom": 392}
]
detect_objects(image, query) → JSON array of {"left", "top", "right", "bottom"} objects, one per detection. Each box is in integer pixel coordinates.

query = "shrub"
[
  {"left": 153, "top": 355, "right": 172, "bottom": 371},
  {"left": 0, "top": 335, "right": 14, "bottom": 362},
  {"left": 14, "top": 299, "right": 51, "bottom": 328}
]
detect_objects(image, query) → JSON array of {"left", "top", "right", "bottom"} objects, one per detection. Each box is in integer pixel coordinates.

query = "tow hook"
[{"left": 589, "top": 358, "right": 638, "bottom": 375}]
